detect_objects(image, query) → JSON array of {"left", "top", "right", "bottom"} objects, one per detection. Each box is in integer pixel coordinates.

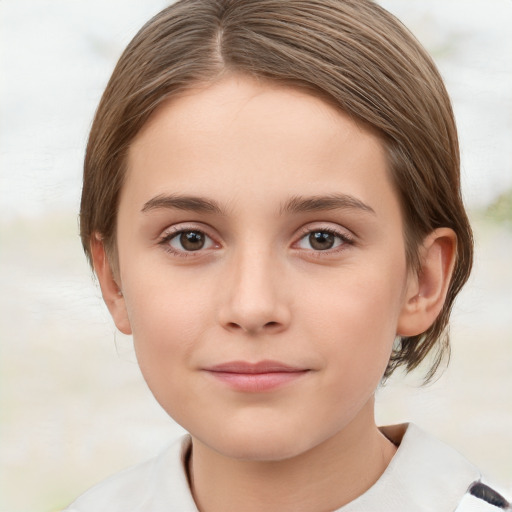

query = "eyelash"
[
  {"left": 157, "top": 225, "right": 354, "bottom": 257},
  {"left": 157, "top": 226, "right": 217, "bottom": 258},
  {"left": 294, "top": 226, "right": 354, "bottom": 255}
]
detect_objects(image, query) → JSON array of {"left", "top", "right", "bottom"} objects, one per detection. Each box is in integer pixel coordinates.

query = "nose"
[{"left": 217, "top": 248, "right": 291, "bottom": 335}]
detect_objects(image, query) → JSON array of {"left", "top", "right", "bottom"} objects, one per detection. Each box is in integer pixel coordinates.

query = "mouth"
[{"left": 203, "top": 360, "right": 310, "bottom": 392}]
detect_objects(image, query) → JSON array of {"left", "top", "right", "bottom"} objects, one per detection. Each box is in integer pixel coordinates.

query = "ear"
[
  {"left": 90, "top": 234, "right": 132, "bottom": 335},
  {"left": 397, "top": 228, "right": 457, "bottom": 337}
]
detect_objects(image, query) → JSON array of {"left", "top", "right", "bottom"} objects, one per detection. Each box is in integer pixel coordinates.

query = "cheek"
[
  {"left": 298, "top": 261, "right": 406, "bottom": 376},
  {"left": 301, "top": 263, "right": 406, "bottom": 337},
  {"left": 122, "top": 274, "right": 211, "bottom": 363},
  {"left": 122, "top": 282, "right": 206, "bottom": 418}
]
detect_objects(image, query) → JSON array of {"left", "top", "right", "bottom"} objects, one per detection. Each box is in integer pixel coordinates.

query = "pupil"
[
  {"left": 180, "top": 231, "right": 205, "bottom": 251},
  {"left": 309, "top": 232, "right": 334, "bottom": 250}
]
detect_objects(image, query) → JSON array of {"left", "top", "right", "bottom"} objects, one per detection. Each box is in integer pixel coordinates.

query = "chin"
[
  {"left": 218, "top": 438, "right": 305, "bottom": 462},
  {"left": 196, "top": 420, "right": 326, "bottom": 463}
]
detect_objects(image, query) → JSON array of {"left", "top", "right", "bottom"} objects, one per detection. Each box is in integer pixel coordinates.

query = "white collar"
[
  {"left": 338, "top": 423, "right": 481, "bottom": 511},
  {"left": 122, "top": 423, "right": 481, "bottom": 511}
]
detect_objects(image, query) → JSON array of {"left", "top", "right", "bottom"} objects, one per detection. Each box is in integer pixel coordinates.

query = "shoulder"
[
  {"left": 63, "top": 435, "right": 198, "bottom": 512},
  {"left": 395, "top": 424, "right": 511, "bottom": 512},
  {"left": 340, "top": 423, "right": 511, "bottom": 512},
  {"left": 395, "top": 425, "right": 511, "bottom": 511}
]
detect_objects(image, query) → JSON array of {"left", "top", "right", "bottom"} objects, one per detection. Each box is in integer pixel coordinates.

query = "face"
[{"left": 110, "top": 75, "right": 416, "bottom": 461}]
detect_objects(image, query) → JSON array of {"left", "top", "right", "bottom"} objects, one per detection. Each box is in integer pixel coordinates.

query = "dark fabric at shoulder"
[{"left": 469, "top": 482, "right": 511, "bottom": 509}]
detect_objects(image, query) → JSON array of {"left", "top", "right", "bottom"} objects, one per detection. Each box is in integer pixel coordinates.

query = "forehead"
[
  {"left": 123, "top": 75, "right": 398, "bottom": 220},
  {"left": 131, "top": 76, "right": 362, "bottom": 160}
]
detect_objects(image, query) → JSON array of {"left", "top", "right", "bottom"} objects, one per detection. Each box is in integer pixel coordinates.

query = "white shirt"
[{"left": 64, "top": 423, "right": 510, "bottom": 511}]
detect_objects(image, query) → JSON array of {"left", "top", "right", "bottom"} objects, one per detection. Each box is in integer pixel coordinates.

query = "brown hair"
[{"left": 80, "top": 0, "right": 473, "bottom": 380}]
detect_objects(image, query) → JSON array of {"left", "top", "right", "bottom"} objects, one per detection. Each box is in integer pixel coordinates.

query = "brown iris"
[
  {"left": 180, "top": 231, "right": 205, "bottom": 251},
  {"left": 309, "top": 232, "right": 336, "bottom": 250}
]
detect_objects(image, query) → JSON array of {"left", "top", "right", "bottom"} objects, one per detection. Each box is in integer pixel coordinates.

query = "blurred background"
[{"left": 0, "top": 1, "right": 511, "bottom": 510}]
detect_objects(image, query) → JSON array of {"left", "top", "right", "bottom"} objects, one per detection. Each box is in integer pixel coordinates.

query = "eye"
[
  {"left": 295, "top": 229, "right": 352, "bottom": 251},
  {"left": 159, "top": 229, "right": 216, "bottom": 254}
]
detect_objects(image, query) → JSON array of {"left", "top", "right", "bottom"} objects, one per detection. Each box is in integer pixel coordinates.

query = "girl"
[{"left": 66, "top": 1, "right": 510, "bottom": 510}]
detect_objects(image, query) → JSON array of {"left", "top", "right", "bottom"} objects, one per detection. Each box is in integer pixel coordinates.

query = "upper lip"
[{"left": 205, "top": 360, "right": 308, "bottom": 374}]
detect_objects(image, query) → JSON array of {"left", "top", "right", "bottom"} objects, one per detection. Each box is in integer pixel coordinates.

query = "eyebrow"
[
  {"left": 141, "top": 194, "right": 224, "bottom": 214},
  {"left": 141, "top": 192, "right": 376, "bottom": 217},
  {"left": 281, "top": 194, "right": 376, "bottom": 216}
]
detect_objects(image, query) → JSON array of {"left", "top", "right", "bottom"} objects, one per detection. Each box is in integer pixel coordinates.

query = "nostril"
[{"left": 224, "top": 320, "right": 281, "bottom": 333}]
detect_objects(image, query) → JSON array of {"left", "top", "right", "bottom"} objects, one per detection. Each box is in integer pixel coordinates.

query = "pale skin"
[{"left": 92, "top": 75, "right": 457, "bottom": 512}]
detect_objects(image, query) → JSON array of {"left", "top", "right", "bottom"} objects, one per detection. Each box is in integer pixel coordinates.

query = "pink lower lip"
[{"left": 205, "top": 370, "right": 309, "bottom": 392}]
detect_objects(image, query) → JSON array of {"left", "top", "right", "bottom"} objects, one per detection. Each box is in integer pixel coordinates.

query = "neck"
[{"left": 188, "top": 399, "right": 397, "bottom": 512}]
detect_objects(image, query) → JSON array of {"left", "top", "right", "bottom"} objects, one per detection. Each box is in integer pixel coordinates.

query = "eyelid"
[
  {"left": 157, "top": 223, "right": 221, "bottom": 256},
  {"left": 155, "top": 221, "right": 355, "bottom": 258},
  {"left": 292, "top": 223, "right": 355, "bottom": 252}
]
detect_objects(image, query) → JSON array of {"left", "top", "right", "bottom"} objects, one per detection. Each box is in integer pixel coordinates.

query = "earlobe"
[
  {"left": 90, "top": 234, "right": 132, "bottom": 335},
  {"left": 397, "top": 228, "right": 457, "bottom": 337}
]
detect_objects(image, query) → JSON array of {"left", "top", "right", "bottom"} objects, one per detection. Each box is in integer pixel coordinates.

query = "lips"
[{"left": 203, "top": 360, "right": 310, "bottom": 392}]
